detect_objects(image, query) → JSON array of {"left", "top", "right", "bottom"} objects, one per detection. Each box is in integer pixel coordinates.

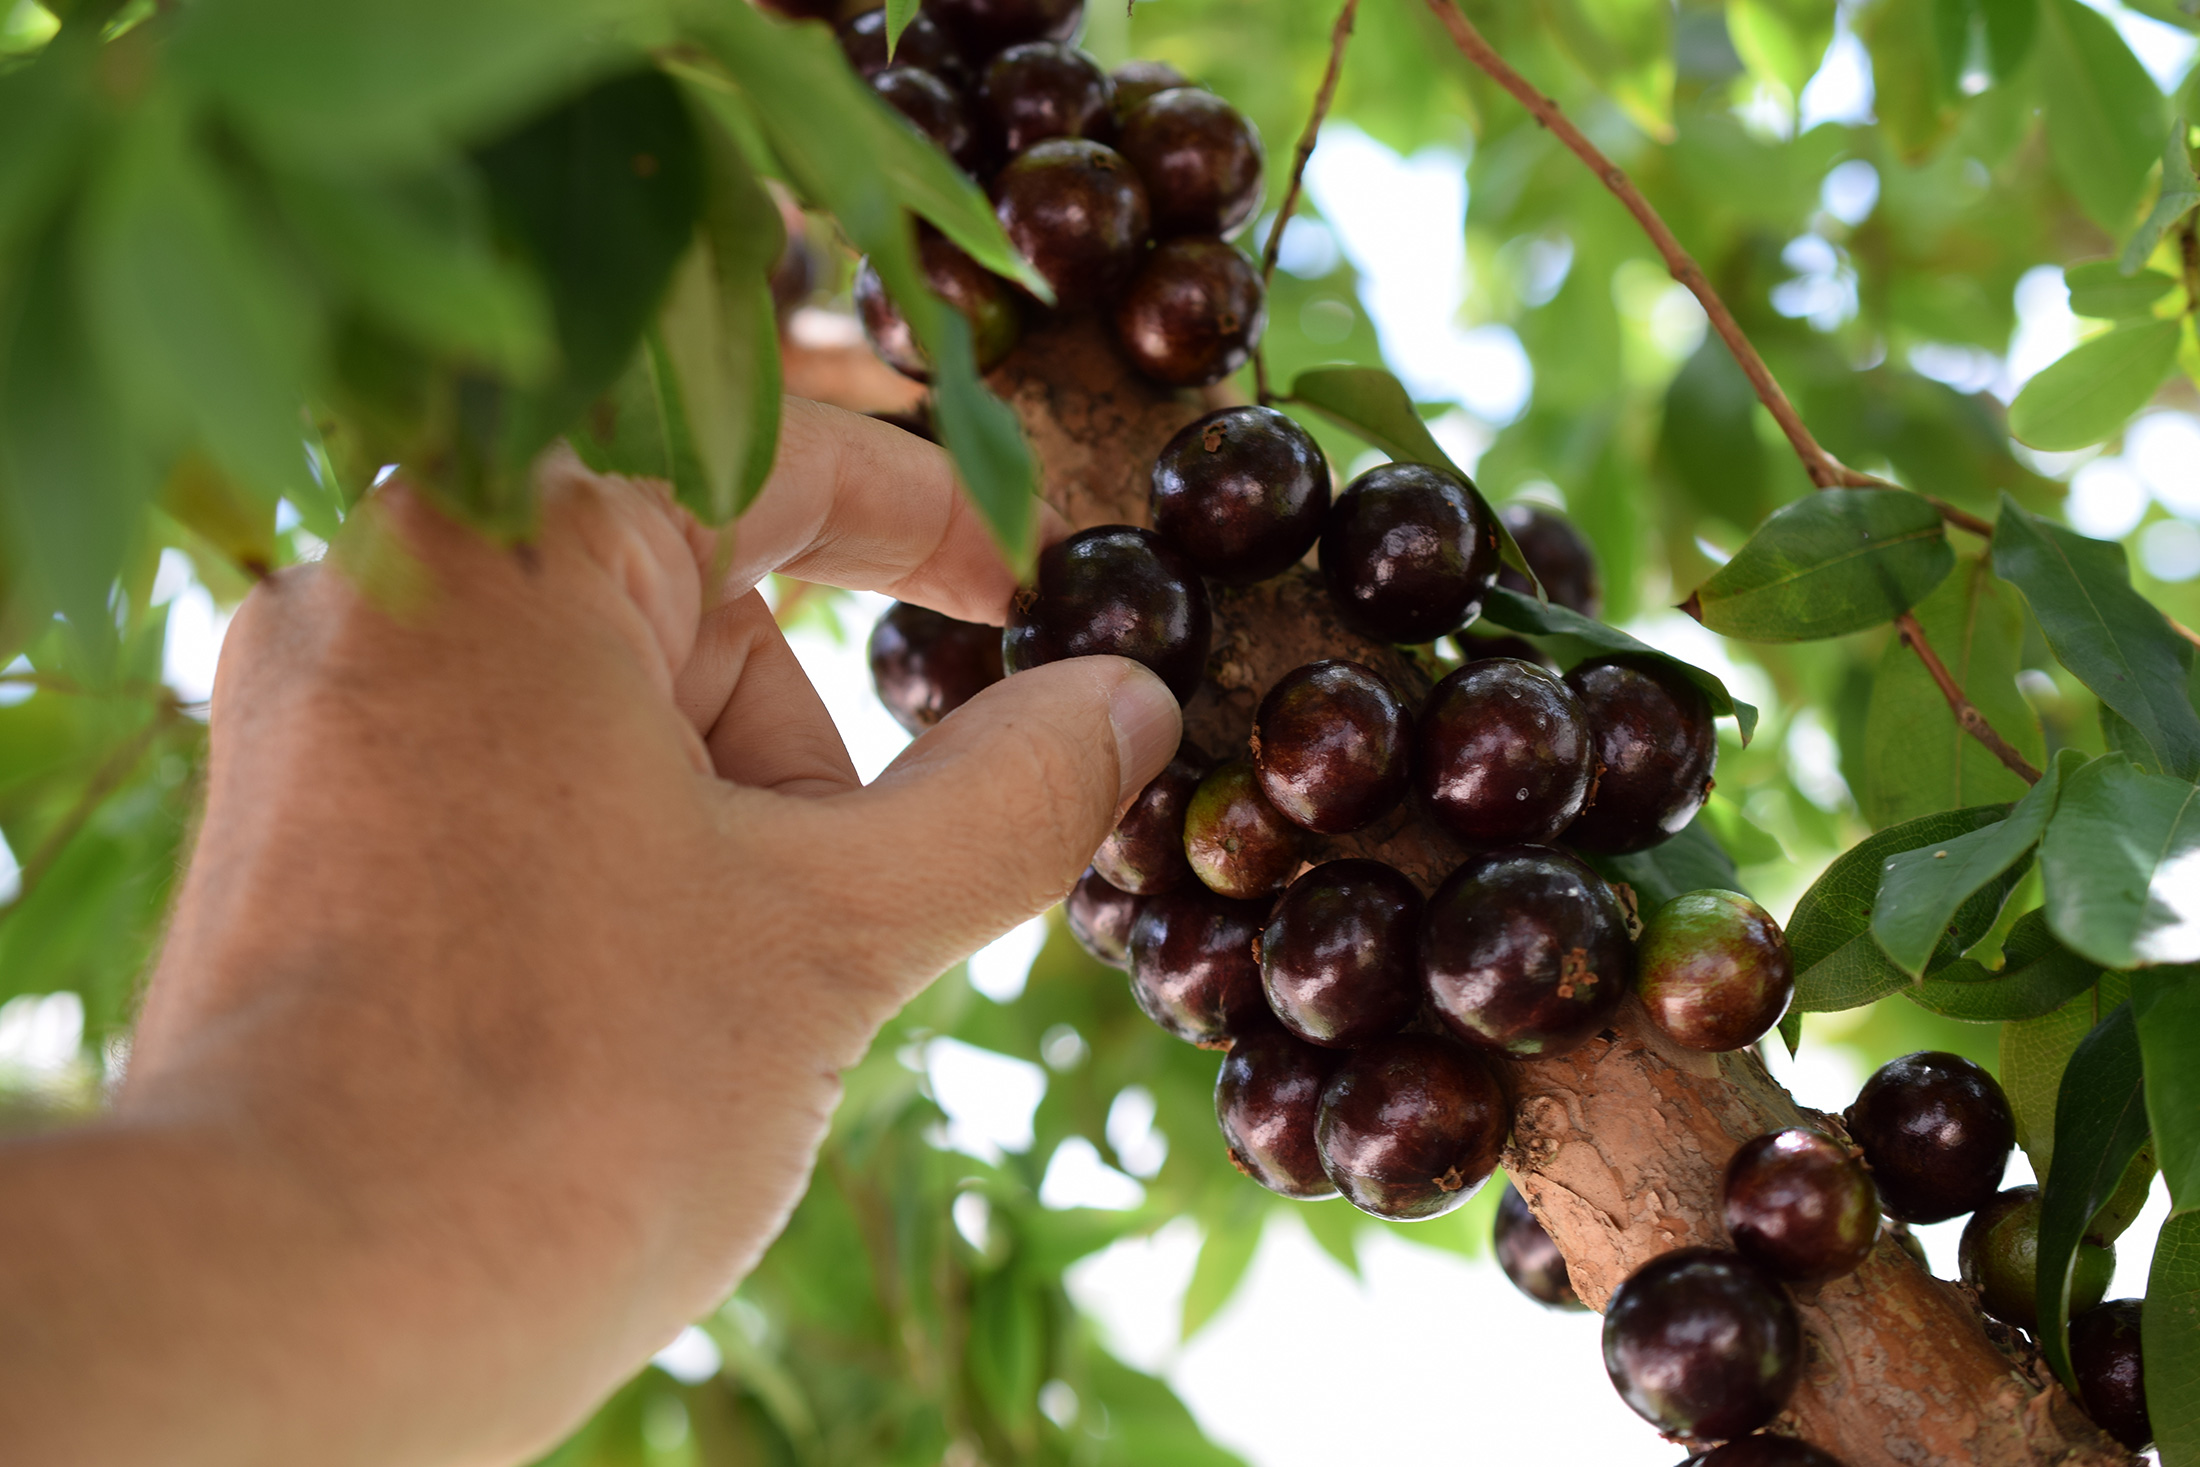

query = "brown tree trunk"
[{"left": 811, "top": 313, "right": 2140, "bottom": 1467}]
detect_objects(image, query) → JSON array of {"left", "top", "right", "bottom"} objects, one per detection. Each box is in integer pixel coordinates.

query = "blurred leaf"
[
  {"left": 1083, "top": 1350, "right": 1250, "bottom": 1467},
  {"left": 2038, "top": 754, "right": 2200, "bottom": 968},
  {"left": 1686, "top": 488, "right": 1953, "bottom": 642},
  {"left": 2037, "top": 0, "right": 2169, "bottom": 231},
  {"left": 1482, "top": 587, "right": 1760, "bottom": 743},
  {"left": 1297, "top": 1200, "right": 1363, "bottom": 1279},
  {"left": 2145, "top": 1211, "right": 2200, "bottom": 1465},
  {"left": 1993, "top": 494, "right": 2200, "bottom": 778},
  {"left": 1978, "top": 0, "right": 2040, "bottom": 78},
  {"left": 1540, "top": 0, "right": 1675, "bottom": 139},
  {"left": 2064, "top": 260, "right": 2178, "bottom": 319},
  {"left": 1907, "top": 909, "right": 2105, "bottom": 1022},
  {"left": 1724, "top": 0, "right": 1835, "bottom": 99},
  {"left": 159, "top": 455, "right": 277, "bottom": 575},
  {"left": 2122, "top": 118, "right": 2200, "bottom": 274},
  {"left": 2007, "top": 318, "right": 2180, "bottom": 451},
  {"left": 1582, "top": 813, "right": 1744, "bottom": 917},
  {"left": 2035, "top": 1001, "right": 2149, "bottom": 1392},
  {"left": 2002, "top": 972, "right": 2130, "bottom": 1184},
  {"left": 2132, "top": 964, "right": 2200, "bottom": 1214},
  {"left": 1181, "top": 1203, "right": 1263, "bottom": 1340},
  {"left": 1658, "top": 336, "right": 1767, "bottom": 529},
  {"left": 1860, "top": 0, "right": 1957, "bottom": 159},
  {"left": 968, "top": 1266, "right": 1043, "bottom": 1432},
  {"left": 884, "top": 0, "right": 919, "bottom": 59},
  {"left": 0, "top": 27, "right": 94, "bottom": 266}
]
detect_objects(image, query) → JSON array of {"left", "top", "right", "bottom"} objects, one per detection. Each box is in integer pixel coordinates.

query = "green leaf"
[
  {"left": 0, "top": 28, "right": 94, "bottom": 267},
  {"left": 1724, "top": 0, "right": 1836, "bottom": 99},
  {"left": 1907, "top": 909, "right": 2105, "bottom": 1022},
  {"left": 1181, "top": 1206, "right": 1263, "bottom": 1340},
  {"left": 1978, "top": 0, "right": 2040, "bottom": 78},
  {"left": 2122, "top": 118, "right": 2200, "bottom": 274},
  {"left": 1481, "top": 587, "right": 1760, "bottom": 743},
  {"left": 2064, "top": 259, "right": 2179, "bottom": 319},
  {"left": 2037, "top": 0, "right": 2170, "bottom": 231},
  {"left": 1860, "top": 0, "right": 1958, "bottom": 159},
  {"left": 2133, "top": 964, "right": 2200, "bottom": 1214},
  {"left": 1539, "top": 0, "right": 1675, "bottom": 140},
  {"left": 2002, "top": 974, "right": 2130, "bottom": 1180},
  {"left": 2145, "top": 1211, "right": 2200, "bottom": 1465},
  {"left": 2038, "top": 754, "right": 2200, "bottom": 967},
  {"left": 1861, "top": 553, "right": 2042, "bottom": 829},
  {"left": 1872, "top": 748, "right": 2079, "bottom": 978},
  {"left": 1777, "top": 1007, "right": 1802, "bottom": 1056},
  {"left": 967, "top": 1267, "right": 1043, "bottom": 1432},
  {"left": 1581, "top": 814, "right": 1744, "bottom": 919},
  {"left": 1657, "top": 336, "right": 1768, "bottom": 530},
  {"left": 1297, "top": 1200, "right": 1362, "bottom": 1279},
  {"left": 1788, "top": 804, "right": 2015, "bottom": 1014},
  {"left": 884, "top": 0, "right": 919, "bottom": 58},
  {"left": 1993, "top": 494, "right": 2200, "bottom": 779},
  {"left": 2007, "top": 318, "right": 2180, "bottom": 450},
  {"left": 2035, "top": 1001, "right": 2150, "bottom": 1392},
  {"left": 1686, "top": 489, "right": 1953, "bottom": 642}
]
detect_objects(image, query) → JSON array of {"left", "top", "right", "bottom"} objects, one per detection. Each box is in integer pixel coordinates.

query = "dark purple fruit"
[
  {"left": 1126, "top": 886, "right": 1270, "bottom": 1047},
  {"left": 1314, "top": 1033, "right": 1506, "bottom": 1221},
  {"left": 870, "top": 66, "right": 981, "bottom": 172},
  {"left": 1216, "top": 1021, "right": 1342, "bottom": 1199},
  {"left": 1494, "top": 1181, "right": 1583, "bottom": 1309},
  {"left": 1149, "top": 406, "right": 1331, "bottom": 584},
  {"left": 925, "top": 0, "right": 1082, "bottom": 57},
  {"left": 979, "top": 42, "right": 1111, "bottom": 157},
  {"left": 1414, "top": 658, "right": 1592, "bottom": 845},
  {"left": 1421, "top": 845, "right": 1633, "bottom": 1058},
  {"left": 1563, "top": 655, "right": 1718, "bottom": 854},
  {"left": 1958, "top": 1186, "right": 2113, "bottom": 1332},
  {"left": 868, "top": 601, "right": 1005, "bottom": 734},
  {"left": 1003, "top": 524, "right": 1210, "bottom": 701},
  {"left": 1602, "top": 1247, "right": 1802, "bottom": 1440},
  {"left": 1116, "top": 87, "right": 1264, "bottom": 237},
  {"left": 1094, "top": 740, "right": 1207, "bottom": 895},
  {"left": 1497, "top": 504, "right": 1601, "bottom": 618},
  {"left": 1698, "top": 1440, "right": 1847, "bottom": 1467},
  {"left": 1111, "top": 58, "right": 1195, "bottom": 116},
  {"left": 1066, "top": 866, "right": 1143, "bottom": 969},
  {"left": 1253, "top": 660, "right": 1409, "bottom": 834},
  {"left": 2069, "top": 1299, "right": 2151, "bottom": 1451},
  {"left": 1260, "top": 859, "right": 1422, "bottom": 1047},
  {"left": 839, "top": 9, "right": 963, "bottom": 82},
  {"left": 1319, "top": 462, "right": 1501, "bottom": 644},
  {"left": 1722, "top": 1128, "right": 1878, "bottom": 1285},
  {"left": 1637, "top": 890, "right": 1793, "bottom": 1053},
  {"left": 1845, "top": 1051, "right": 2015, "bottom": 1225},
  {"left": 1183, "top": 760, "right": 1310, "bottom": 900},
  {"left": 992, "top": 139, "right": 1150, "bottom": 308},
  {"left": 1114, "top": 236, "right": 1264, "bottom": 388},
  {"left": 854, "top": 233, "right": 1022, "bottom": 380}
]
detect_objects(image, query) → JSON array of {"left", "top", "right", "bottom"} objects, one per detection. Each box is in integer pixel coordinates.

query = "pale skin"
[{"left": 0, "top": 399, "right": 1182, "bottom": 1465}]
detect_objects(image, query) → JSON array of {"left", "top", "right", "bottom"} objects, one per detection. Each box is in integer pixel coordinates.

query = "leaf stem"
[
  {"left": 1896, "top": 611, "right": 2043, "bottom": 783},
  {"left": 1253, "top": 0, "right": 1360, "bottom": 406}
]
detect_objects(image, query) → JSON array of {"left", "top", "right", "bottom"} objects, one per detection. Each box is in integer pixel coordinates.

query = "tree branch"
[
  {"left": 1252, "top": 0, "right": 1360, "bottom": 405},
  {"left": 1896, "top": 611, "right": 2044, "bottom": 783}
]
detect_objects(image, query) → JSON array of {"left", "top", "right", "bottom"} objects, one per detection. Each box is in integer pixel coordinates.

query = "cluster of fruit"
[{"left": 827, "top": 0, "right": 1268, "bottom": 388}]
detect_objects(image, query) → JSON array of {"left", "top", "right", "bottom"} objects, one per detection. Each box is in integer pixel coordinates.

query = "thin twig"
[
  {"left": 1253, "top": 0, "right": 1360, "bottom": 405},
  {"left": 1896, "top": 612, "right": 2044, "bottom": 782},
  {"left": 1922, "top": 496, "right": 1995, "bottom": 538}
]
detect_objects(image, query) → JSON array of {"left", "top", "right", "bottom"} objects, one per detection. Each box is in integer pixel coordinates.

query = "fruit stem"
[{"left": 1253, "top": 0, "right": 1361, "bottom": 405}]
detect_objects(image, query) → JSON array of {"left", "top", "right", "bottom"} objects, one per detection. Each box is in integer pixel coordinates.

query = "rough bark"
[{"left": 802, "top": 313, "right": 2139, "bottom": 1467}]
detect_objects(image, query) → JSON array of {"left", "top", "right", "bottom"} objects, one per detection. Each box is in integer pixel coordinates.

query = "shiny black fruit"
[
  {"left": 1127, "top": 887, "right": 1270, "bottom": 1047},
  {"left": 1253, "top": 659, "right": 1410, "bottom": 834},
  {"left": 1722, "top": 1128, "right": 1878, "bottom": 1284},
  {"left": 992, "top": 139, "right": 1150, "bottom": 308},
  {"left": 1422, "top": 845, "right": 1633, "bottom": 1058},
  {"left": 1602, "top": 1247, "right": 1802, "bottom": 1440},
  {"left": 870, "top": 66, "right": 981, "bottom": 172},
  {"left": 1003, "top": 525, "right": 1210, "bottom": 701},
  {"left": 1496, "top": 503, "right": 1600, "bottom": 618},
  {"left": 1116, "top": 87, "right": 1264, "bottom": 237},
  {"left": 979, "top": 41, "right": 1111, "bottom": 157},
  {"left": 1494, "top": 1181, "right": 1583, "bottom": 1309},
  {"left": 1315, "top": 1033, "right": 1506, "bottom": 1221},
  {"left": 1094, "top": 740, "right": 1208, "bottom": 895},
  {"left": 1115, "top": 236, "right": 1264, "bottom": 387},
  {"left": 1637, "top": 890, "right": 1793, "bottom": 1053},
  {"left": 868, "top": 601, "right": 1005, "bottom": 734},
  {"left": 1260, "top": 859, "right": 1422, "bottom": 1047},
  {"left": 1184, "top": 760, "right": 1310, "bottom": 900},
  {"left": 2069, "top": 1299, "right": 2151, "bottom": 1451},
  {"left": 1563, "top": 655, "right": 1718, "bottom": 853},
  {"left": 839, "top": 9, "right": 963, "bottom": 82},
  {"left": 1217, "top": 1021, "right": 1343, "bottom": 1199},
  {"left": 1066, "top": 866, "right": 1143, "bottom": 969},
  {"left": 1845, "top": 1051, "right": 2015, "bottom": 1224},
  {"left": 1150, "top": 406, "right": 1330, "bottom": 584},
  {"left": 925, "top": 0, "right": 1082, "bottom": 57},
  {"left": 1958, "top": 1186, "right": 2113, "bottom": 1332},
  {"left": 1111, "top": 58, "right": 1195, "bottom": 116},
  {"left": 854, "top": 233, "right": 1021, "bottom": 380},
  {"left": 1319, "top": 462, "right": 1501, "bottom": 644},
  {"left": 1697, "top": 1440, "right": 1847, "bottom": 1467},
  {"left": 1414, "top": 657, "right": 1592, "bottom": 844}
]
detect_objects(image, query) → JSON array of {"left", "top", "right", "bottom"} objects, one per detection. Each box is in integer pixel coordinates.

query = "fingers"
[
  {"left": 724, "top": 399, "right": 1025, "bottom": 626},
  {"left": 673, "top": 591, "right": 860, "bottom": 797}
]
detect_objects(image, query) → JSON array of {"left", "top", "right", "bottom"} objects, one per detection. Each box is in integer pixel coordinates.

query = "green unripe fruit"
[
  {"left": 1957, "top": 1186, "right": 2113, "bottom": 1333},
  {"left": 1636, "top": 890, "right": 1793, "bottom": 1052}
]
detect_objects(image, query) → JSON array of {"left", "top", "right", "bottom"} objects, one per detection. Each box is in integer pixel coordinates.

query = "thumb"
[{"left": 834, "top": 656, "right": 1182, "bottom": 976}]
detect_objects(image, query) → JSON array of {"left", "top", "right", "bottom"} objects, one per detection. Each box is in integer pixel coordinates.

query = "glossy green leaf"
[
  {"left": 884, "top": 0, "right": 919, "bottom": 57},
  {"left": 1993, "top": 494, "right": 2200, "bottom": 778},
  {"left": 1777, "top": 1007, "right": 1802, "bottom": 1056},
  {"left": 1583, "top": 814, "right": 1744, "bottom": 919},
  {"left": 2133, "top": 964, "right": 2200, "bottom": 1214},
  {"left": 1724, "top": 0, "right": 1836, "bottom": 99},
  {"left": 1540, "top": 0, "right": 1675, "bottom": 140},
  {"left": 2038, "top": 755, "right": 2200, "bottom": 968},
  {"left": 2037, "top": 0, "right": 2170, "bottom": 231},
  {"left": 2035, "top": 1001, "right": 2150, "bottom": 1392},
  {"left": 1686, "top": 488, "right": 1952, "bottom": 642},
  {"left": 2122, "top": 119, "right": 2200, "bottom": 274},
  {"left": 2064, "top": 259, "right": 2178, "bottom": 319},
  {"left": 2002, "top": 974, "right": 2129, "bottom": 1180},
  {"left": 1872, "top": 749, "right": 2079, "bottom": 978},
  {"left": 2007, "top": 318, "right": 2180, "bottom": 450},
  {"left": 1181, "top": 1205, "right": 1263, "bottom": 1340},
  {"left": 1481, "top": 587, "right": 1759, "bottom": 743},
  {"left": 2145, "top": 1211, "right": 2200, "bottom": 1465},
  {"left": 1907, "top": 909, "right": 2105, "bottom": 1022},
  {"left": 1657, "top": 336, "right": 1768, "bottom": 530}
]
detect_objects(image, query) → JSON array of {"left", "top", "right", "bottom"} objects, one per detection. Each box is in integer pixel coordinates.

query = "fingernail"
[{"left": 1106, "top": 661, "right": 1182, "bottom": 805}]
